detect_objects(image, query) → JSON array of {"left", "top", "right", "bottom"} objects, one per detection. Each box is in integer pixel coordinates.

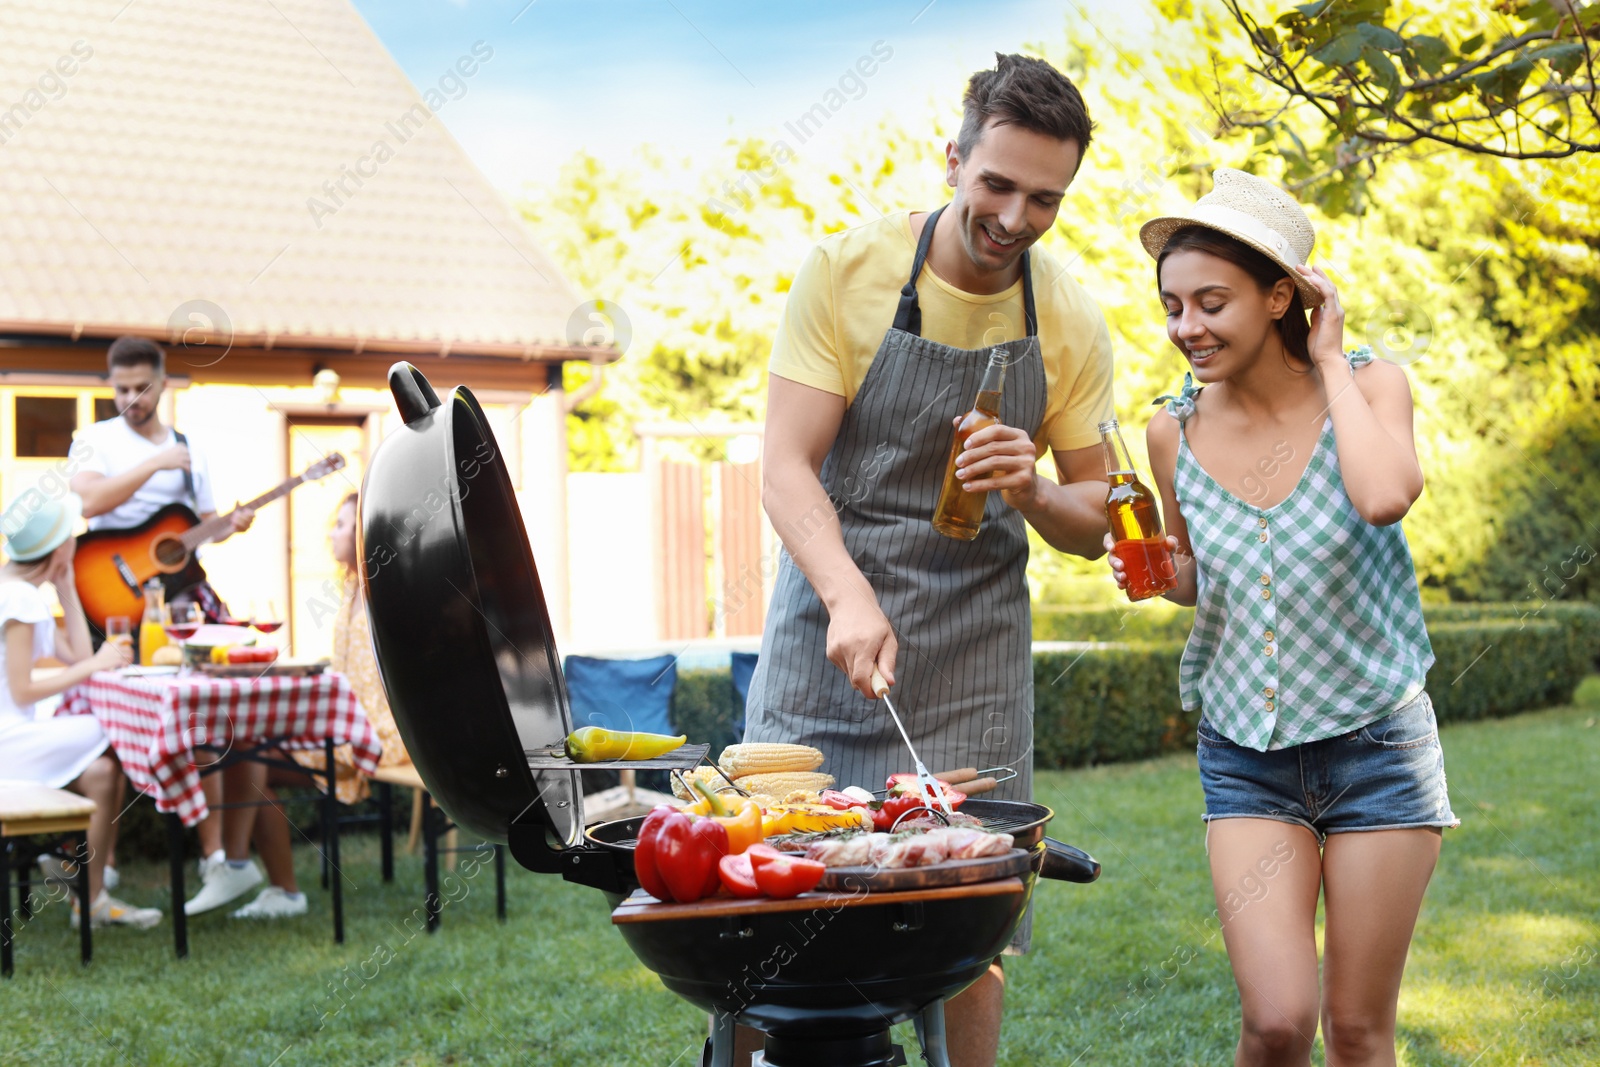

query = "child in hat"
[
  {"left": 0, "top": 487, "right": 161, "bottom": 929},
  {"left": 1117, "top": 168, "right": 1454, "bottom": 1064}
]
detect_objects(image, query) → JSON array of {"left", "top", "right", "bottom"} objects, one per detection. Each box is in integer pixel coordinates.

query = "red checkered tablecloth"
[{"left": 59, "top": 670, "right": 381, "bottom": 827}]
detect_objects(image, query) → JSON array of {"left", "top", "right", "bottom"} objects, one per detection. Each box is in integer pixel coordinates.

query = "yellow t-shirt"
[{"left": 770, "top": 211, "right": 1115, "bottom": 453}]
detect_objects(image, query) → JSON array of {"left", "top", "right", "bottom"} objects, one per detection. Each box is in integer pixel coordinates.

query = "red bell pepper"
[
  {"left": 748, "top": 849, "right": 826, "bottom": 899},
  {"left": 632, "top": 806, "right": 677, "bottom": 901},
  {"left": 658, "top": 813, "right": 729, "bottom": 903},
  {"left": 884, "top": 775, "right": 968, "bottom": 809},
  {"left": 819, "top": 790, "right": 859, "bottom": 811},
  {"left": 718, "top": 843, "right": 783, "bottom": 898}
]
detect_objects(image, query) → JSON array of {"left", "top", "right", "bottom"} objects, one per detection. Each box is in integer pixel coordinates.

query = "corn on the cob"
[
  {"left": 670, "top": 767, "right": 737, "bottom": 801},
  {"left": 717, "top": 743, "right": 825, "bottom": 779},
  {"left": 731, "top": 771, "right": 834, "bottom": 797}
]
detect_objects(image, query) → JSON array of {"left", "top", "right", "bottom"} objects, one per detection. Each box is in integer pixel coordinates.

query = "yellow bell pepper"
[
  {"left": 760, "top": 805, "right": 866, "bottom": 835},
  {"left": 691, "top": 781, "right": 765, "bottom": 854}
]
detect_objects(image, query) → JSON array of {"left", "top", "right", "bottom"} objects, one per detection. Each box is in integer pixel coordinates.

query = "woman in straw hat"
[
  {"left": 0, "top": 487, "right": 162, "bottom": 929},
  {"left": 1113, "top": 169, "right": 1454, "bottom": 1065}
]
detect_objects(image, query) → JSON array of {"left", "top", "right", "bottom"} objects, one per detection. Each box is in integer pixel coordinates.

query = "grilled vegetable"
[
  {"left": 762, "top": 805, "right": 870, "bottom": 835},
  {"left": 564, "top": 726, "right": 686, "bottom": 764},
  {"left": 671, "top": 767, "right": 730, "bottom": 800},
  {"left": 732, "top": 771, "right": 835, "bottom": 797},
  {"left": 885, "top": 775, "right": 968, "bottom": 809},
  {"left": 632, "top": 806, "right": 677, "bottom": 901},
  {"left": 693, "top": 781, "right": 765, "bottom": 855},
  {"left": 871, "top": 790, "right": 966, "bottom": 831},
  {"left": 718, "top": 843, "right": 783, "bottom": 898},
  {"left": 717, "top": 743, "right": 825, "bottom": 779},
  {"left": 748, "top": 849, "right": 826, "bottom": 899},
  {"left": 634, "top": 808, "right": 728, "bottom": 903}
]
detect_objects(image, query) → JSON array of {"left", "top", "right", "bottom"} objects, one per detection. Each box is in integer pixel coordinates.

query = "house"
[{"left": 0, "top": 0, "right": 617, "bottom": 656}]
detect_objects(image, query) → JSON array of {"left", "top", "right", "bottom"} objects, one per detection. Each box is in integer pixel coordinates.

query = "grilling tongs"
[{"left": 871, "top": 670, "right": 954, "bottom": 817}]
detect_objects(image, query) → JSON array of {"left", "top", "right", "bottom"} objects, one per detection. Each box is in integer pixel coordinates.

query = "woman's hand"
[
  {"left": 1103, "top": 533, "right": 1129, "bottom": 592},
  {"left": 90, "top": 640, "right": 131, "bottom": 673},
  {"left": 1293, "top": 264, "right": 1348, "bottom": 375},
  {"left": 1103, "top": 533, "right": 1183, "bottom": 593}
]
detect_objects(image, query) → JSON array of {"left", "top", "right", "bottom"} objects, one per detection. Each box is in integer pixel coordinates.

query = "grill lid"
[{"left": 360, "top": 362, "right": 582, "bottom": 846}]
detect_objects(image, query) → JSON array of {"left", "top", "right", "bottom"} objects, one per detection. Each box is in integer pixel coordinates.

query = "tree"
[{"left": 1222, "top": 0, "right": 1600, "bottom": 213}]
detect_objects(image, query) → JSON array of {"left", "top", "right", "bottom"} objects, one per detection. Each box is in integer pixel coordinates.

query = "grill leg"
[
  {"left": 494, "top": 845, "right": 506, "bottom": 922},
  {"left": 166, "top": 813, "right": 188, "bottom": 959},
  {"left": 76, "top": 848, "right": 92, "bottom": 967},
  {"left": 2, "top": 836, "right": 14, "bottom": 978},
  {"left": 378, "top": 781, "right": 394, "bottom": 883},
  {"left": 913, "top": 1000, "right": 951, "bottom": 1067},
  {"left": 422, "top": 794, "right": 440, "bottom": 933}
]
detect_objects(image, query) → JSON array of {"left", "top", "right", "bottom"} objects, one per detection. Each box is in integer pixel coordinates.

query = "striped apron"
[{"left": 747, "top": 202, "right": 1045, "bottom": 820}]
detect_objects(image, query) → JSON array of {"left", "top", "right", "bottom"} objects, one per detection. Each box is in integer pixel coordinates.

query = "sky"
[{"left": 347, "top": 0, "right": 1115, "bottom": 192}]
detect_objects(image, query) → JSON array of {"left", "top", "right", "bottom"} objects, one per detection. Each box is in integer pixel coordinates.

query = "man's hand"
[
  {"left": 229, "top": 505, "right": 255, "bottom": 534},
  {"left": 151, "top": 444, "right": 192, "bottom": 472},
  {"left": 953, "top": 421, "right": 1044, "bottom": 511},
  {"left": 825, "top": 592, "right": 897, "bottom": 699}
]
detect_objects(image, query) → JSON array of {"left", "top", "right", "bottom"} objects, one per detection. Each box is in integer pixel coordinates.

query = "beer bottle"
[
  {"left": 932, "top": 348, "right": 1008, "bottom": 540},
  {"left": 1101, "top": 419, "right": 1178, "bottom": 602}
]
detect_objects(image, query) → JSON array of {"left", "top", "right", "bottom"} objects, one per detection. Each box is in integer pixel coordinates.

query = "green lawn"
[{"left": 6, "top": 679, "right": 1598, "bottom": 1066}]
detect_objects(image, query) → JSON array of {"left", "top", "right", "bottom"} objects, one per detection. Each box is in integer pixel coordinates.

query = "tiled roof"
[{"left": 0, "top": 0, "right": 594, "bottom": 360}]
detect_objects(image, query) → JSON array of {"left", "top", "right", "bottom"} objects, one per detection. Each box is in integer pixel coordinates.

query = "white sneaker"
[
  {"left": 104, "top": 865, "right": 120, "bottom": 890},
  {"left": 198, "top": 848, "right": 226, "bottom": 880},
  {"left": 184, "top": 858, "right": 263, "bottom": 915},
  {"left": 72, "top": 890, "right": 162, "bottom": 930},
  {"left": 230, "top": 886, "right": 308, "bottom": 920}
]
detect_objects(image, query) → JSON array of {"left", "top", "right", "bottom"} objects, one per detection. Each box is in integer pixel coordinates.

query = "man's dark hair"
[
  {"left": 956, "top": 53, "right": 1095, "bottom": 161},
  {"left": 107, "top": 335, "right": 165, "bottom": 374}
]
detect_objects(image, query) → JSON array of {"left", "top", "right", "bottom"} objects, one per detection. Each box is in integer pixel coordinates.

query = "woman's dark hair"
[
  {"left": 957, "top": 53, "right": 1095, "bottom": 160},
  {"left": 1157, "top": 226, "right": 1311, "bottom": 364}
]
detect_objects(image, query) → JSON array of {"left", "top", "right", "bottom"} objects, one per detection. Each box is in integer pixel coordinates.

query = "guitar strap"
[{"left": 170, "top": 428, "right": 199, "bottom": 511}]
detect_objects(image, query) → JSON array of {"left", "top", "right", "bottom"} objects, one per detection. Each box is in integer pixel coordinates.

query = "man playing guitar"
[{"left": 69, "top": 336, "right": 253, "bottom": 621}]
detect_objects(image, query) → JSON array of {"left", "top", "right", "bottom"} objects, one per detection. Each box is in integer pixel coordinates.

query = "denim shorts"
[{"left": 1197, "top": 691, "right": 1458, "bottom": 842}]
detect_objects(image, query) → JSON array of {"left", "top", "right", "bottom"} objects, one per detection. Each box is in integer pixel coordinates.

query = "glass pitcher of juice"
[{"left": 138, "top": 579, "right": 170, "bottom": 666}]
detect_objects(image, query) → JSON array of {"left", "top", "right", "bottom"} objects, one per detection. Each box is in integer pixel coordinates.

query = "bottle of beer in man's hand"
[{"left": 932, "top": 348, "right": 1008, "bottom": 541}]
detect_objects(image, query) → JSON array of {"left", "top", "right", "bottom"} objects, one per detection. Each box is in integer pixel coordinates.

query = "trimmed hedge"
[
  {"left": 1033, "top": 604, "right": 1194, "bottom": 644},
  {"left": 674, "top": 604, "right": 1599, "bottom": 770}
]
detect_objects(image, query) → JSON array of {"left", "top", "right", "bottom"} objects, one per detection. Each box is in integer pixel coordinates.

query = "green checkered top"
[{"left": 1159, "top": 347, "right": 1434, "bottom": 751}]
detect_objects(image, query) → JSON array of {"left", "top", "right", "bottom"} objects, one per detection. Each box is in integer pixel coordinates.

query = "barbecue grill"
[{"left": 360, "top": 364, "right": 1101, "bottom": 1067}]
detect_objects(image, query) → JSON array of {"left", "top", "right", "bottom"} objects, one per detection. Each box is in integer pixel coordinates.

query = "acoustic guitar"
[{"left": 74, "top": 453, "right": 347, "bottom": 630}]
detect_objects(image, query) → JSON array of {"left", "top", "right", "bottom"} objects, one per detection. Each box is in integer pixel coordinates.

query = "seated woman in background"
[
  {"left": 192, "top": 492, "right": 412, "bottom": 921},
  {"left": 290, "top": 490, "right": 411, "bottom": 795},
  {"left": 0, "top": 491, "right": 161, "bottom": 929}
]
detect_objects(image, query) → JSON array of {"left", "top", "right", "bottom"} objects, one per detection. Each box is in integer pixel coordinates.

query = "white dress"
[{"left": 0, "top": 580, "right": 108, "bottom": 787}]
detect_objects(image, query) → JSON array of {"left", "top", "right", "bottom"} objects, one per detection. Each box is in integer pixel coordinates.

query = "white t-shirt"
[
  {"left": 0, "top": 580, "right": 55, "bottom": 727},
  {"left": 75, "top": 417, "right": 216, "bottom": 531}
]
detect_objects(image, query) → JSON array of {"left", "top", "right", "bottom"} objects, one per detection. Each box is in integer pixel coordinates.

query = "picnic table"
[{"left": 60, "top": 668, "right": 381, "bottom": 954}]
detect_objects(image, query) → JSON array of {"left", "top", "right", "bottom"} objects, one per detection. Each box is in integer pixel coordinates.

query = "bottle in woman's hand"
[{"left": 1100, "top": 419, "right": 1178, "bottom": 602}]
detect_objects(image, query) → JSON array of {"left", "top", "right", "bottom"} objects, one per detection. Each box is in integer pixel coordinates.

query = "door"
[{"left": 285, "top": 417, "right": 368, "bottom": 660}]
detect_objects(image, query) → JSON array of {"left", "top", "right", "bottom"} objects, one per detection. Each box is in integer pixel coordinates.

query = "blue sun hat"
[{"left": 1, "top": 490, "right": 83, "bottom": 562}]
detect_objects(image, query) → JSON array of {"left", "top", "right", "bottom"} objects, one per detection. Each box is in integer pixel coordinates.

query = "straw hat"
[
  {"left": 1139, "top": 168, "right": 1322, "bottom": 307},
  {"left": 2, "top": 492, "right": 82, "bottom": 562}
]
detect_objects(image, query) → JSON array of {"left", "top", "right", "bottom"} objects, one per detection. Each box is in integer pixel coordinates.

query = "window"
[
  {"left": 15, "top": 396, "right": 77, "bottom": 458},
  {"left": 94, "top": 398, "right": 118, "bottom": 424}
]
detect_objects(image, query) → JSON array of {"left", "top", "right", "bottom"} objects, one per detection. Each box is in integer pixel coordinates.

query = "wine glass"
[{"left": 252, "top": 599, "right": 284, "bottom": 635}]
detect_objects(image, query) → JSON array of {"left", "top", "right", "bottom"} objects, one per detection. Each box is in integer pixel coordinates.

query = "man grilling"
[
  {"left": 69, "top": 335, "right": 254, "bottom": 618},
  {"left": 744, "top": 54, "right": 1114, "bottom": 1066}
]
